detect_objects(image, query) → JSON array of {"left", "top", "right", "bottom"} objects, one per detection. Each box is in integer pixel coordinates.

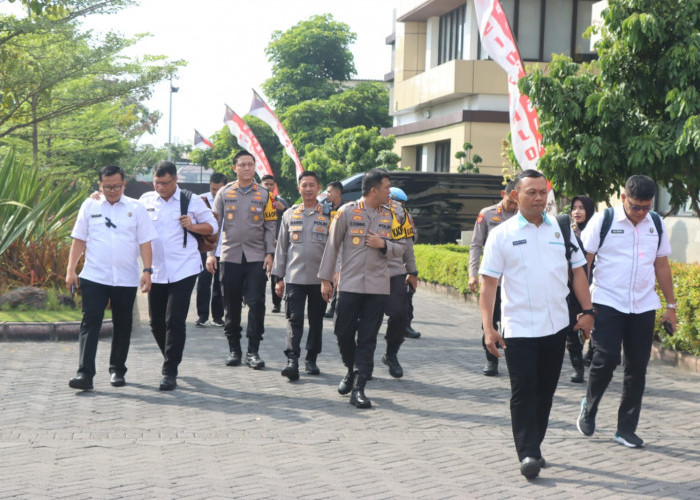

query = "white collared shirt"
[
  {"left": 139, "top": 187, "right": 218, "bottom": 284},
  {"left": 71, "top": 195, "right": 157, "bottom": 287},
  {"left": 200, "top": 190, "right": 222, "bottom": 258},
  {"left": 581, "top": 205, "right": 671, "bottom": 314},
  {"left": 479, "top": 212, "right": 586, "bottom": 338}
]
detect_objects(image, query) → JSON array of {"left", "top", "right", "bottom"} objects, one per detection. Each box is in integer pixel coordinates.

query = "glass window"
[
  {"left": 415, "top": 145, "right": 423, "bottom": 172},
  {"left": 575, "top": 0, "right": 596, "bottom": 58},
  {"left": 438, "top": 5, "right": 466, "bottom": 64},
  {"left": 518, "top": 0, "right": 543, "bottom": 60},
  {"left": 543, "top": 0, "right": 574, "bottom": 61},
  {"left": 435, "top": 141, "right": 451, "bottom": 172}
]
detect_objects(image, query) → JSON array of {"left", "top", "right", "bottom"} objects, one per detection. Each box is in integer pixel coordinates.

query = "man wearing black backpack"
[
  {"left": 139, "top": 161, "right": 218, "bottom": 391},
  {"left": 577, "top": 175, "right": 677, "bottom": 449}
]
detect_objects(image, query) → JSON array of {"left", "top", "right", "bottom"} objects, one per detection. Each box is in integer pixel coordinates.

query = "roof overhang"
[{"left": 397, "top": 0, "right": 466, "bottom": 22}]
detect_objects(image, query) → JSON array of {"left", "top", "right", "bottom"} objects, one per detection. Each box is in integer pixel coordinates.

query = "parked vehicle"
[{"left": 321, "top": 172, "right": 504, "bottom": 244}]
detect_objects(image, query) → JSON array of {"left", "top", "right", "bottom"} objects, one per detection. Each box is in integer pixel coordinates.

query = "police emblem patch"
[{"left": 476, "top": 214, "right": 484, "bottom": 224}]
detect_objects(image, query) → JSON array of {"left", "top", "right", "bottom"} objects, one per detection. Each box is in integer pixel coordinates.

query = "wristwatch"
[
  {"left": 581, "top": 308, "right": 596, "bottom": 316},
  {"left": 142, "top": 268, "right": 153, "bottom": 273},
  {"left": 666, "top": 303, "right": 677, "bottom": 309}
]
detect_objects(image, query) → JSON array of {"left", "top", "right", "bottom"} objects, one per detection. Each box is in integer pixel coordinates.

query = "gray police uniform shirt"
[
  {"left": 318, "top": 200, "right": 405, "bottom": 295},
  {"left": 272, "top": 203, "right": 330, "bottom": 285},
  {"left": 386, "top": 200, "right": 418, "bottom": 278},
  {"left": 468, "top": 202, "right": 517, "bottom": 279},
  {"left": 212, "top": 181, "right": 277, "bottom": 264}
]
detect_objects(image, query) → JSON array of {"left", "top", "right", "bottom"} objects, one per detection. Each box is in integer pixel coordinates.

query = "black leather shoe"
[
  {"left": 69, "top": 374, "right": 93, "bottom": 391},
  {"left": 159, "top": 375, "right": 177, "bottom": 391},
  {"left": 110, "top": 373, "right": 125, "bottom": 387},
  {"left": 404, "top": 326, "right": 421, "bottom": 339},
  {"left": 245, "top": 352, "right": 265, "bottom": 370},
  {"left": 349, "top": 374, "right": 371, "bottom": 409},
  {"left": 520, "top": 457, "right": 541, "bottom": 479},
  {"left": 382, "top": 353, "right": 403, "bottom": 378},
  {"left": 281, "top": 356, "right": 299, "bottom": 381},
  {"left": 271, "top": 306, "right": 281, "bottom": 313},
  {"left": 324, "top": 309, "right": 335, "bottom": 319},
  {"left": 304, "top": 360, "right": 320, "bottom": 375},
  {"left": 338, "top": 369, "right": 356, "bottom": 395},
  {"left": 226, "top": 351, "right": 242, "bottom": 366},
  {"left": 538, "top": 457, "right": 546, "bottom": 469},
  {"left": 483, "top": 359, "right": 498, "bottom": 376}
]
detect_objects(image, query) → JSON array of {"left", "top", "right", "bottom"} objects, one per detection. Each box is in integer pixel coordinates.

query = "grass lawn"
[{"left": 0, "top": 309, "right": 111, "bottom": 322}]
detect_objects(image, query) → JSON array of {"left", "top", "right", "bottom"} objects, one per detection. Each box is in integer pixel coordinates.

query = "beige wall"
[
  {"left": 394, "top": 121, "right": 508, "bottom": 175},
  {"left": 394, "top": 22, "right": 426, "bottom": 84}
]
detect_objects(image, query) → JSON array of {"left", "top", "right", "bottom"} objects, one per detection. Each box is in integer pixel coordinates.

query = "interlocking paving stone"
[{"left": 0, "top": 287, "right": 698, "bottom": 498}]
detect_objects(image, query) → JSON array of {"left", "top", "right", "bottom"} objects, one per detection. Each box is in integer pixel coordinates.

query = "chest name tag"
[
  {"left": 512, "top": 239, "right": 527, "bottom": 246},
  {"left": 147, "top": 208, "right": 155, "bottom": 212},
  {"left": 90, "top": 214, "right": 102, "bottom": 218},
  {"left": 611, "top": 229, "right": 624, "bottom": 234}
]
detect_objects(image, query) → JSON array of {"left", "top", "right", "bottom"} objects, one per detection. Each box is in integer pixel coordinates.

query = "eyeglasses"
[
  {"left": 105, "top": 217, "right": 117, "bottom": 229},
  {"left": 627, "top": 202, "right": 652, "bottom": 212},
  {"left": 154, "top": 177, "right": 175, "bottom": 187},
  {"left": 101, "top": 184, "right": 123, "bottom": 192}
]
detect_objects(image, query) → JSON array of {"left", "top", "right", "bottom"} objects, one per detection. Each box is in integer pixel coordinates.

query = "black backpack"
[
  {"left": 597, "top": 206, "right": 663, "bottom": 250},
  {"left": 555, "top": 214, "right": 584, "bottom": 318},
  {"left": 180, "top": 189, "right": 218, "bottom": 252}
]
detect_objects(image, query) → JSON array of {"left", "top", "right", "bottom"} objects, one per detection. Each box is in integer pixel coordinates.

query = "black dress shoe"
[
  {"left": 271, "top": 306, "right": 281, "bottom": 313},
  {"left": 159, "top": 375, "right": 177, "bottom": 391},
  {"left": 226, "top": 351, "right": 242, "bottom": 366},
  {"left": 338, "top": 369, "right": 356, "bottom": 395},
  {"left": 245, "top": 352, "right": 265, "bottom": 370},
  {"left": 538, "top": 457, "right": 546, "bottom": 468},
  {"left": 110, "top": 373, "right": 126, "bottom": 387},
  {"left": 520, "top": 457, "right": 541, "bottom": 479},
  {"left": 281, "top": 356, "right": 299, "bottom": 381},
  {"left": 69, "top": 374, "right": 93, "bottom": 391},
  {"left": 304, "top": 360, "right": 320, "bottom": 375},
  {"left": 324, "top": 309, "right": 335, "bottom": 319},
  {"left": 349, "top": 374, "right": 371, "bottom": 409},
  {"left": 483, "top": 359, "right": 499, "bottom": 376},
  {"left": 404, "top": 326, "right": 421, "bottom": 339}
]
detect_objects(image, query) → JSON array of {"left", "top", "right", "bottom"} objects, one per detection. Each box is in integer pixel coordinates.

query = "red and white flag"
[
  {"left": 223, "top": 105, "right": 275, "bottom": 183},
  {"left": 193, "top": 129, "right": 213, "bottom": 150},
  {"left": 474, "top": 0, "right": 554, "bottom": 212},
  {"left": 474, "top": 0, "right": 545, "bottom": 169},
  {"left": 249, "top": 89, "right": 304, "bottom": 179}
]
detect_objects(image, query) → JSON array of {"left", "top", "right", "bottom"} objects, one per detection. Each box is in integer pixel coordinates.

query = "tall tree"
[
  {"left": 262, "top": 14, "right": 356, "bottom": 110},
  {"left": 519, "top": 0, "right": 700, "bottom": 216}
]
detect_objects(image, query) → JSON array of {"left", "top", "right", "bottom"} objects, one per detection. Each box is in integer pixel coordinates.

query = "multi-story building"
[{"left": 382, "top": 0, "right": 598, "bottom": 174}]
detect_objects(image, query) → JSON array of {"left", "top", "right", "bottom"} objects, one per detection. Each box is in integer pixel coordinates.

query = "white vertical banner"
[{"left": 474, "top": 0, "right": 555, "bottom": 213}]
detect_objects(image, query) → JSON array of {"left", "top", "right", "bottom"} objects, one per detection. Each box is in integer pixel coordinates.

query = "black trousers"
[
  {"left": 77, "top": 278, "right": 137, "bottom": 378},
  {"left": 220, "top": 258, "right": 266, "bottom": 352},
  {"left": 196, "top": 254, "right": 224, "bottom": 323},
  {"left": 481, "top": 286, "right": 502, "bottom": 362},
  {"left": 270, "top": 275, "right": 282, "bottom": 308},
  {"left": 335, "top": 291, "right": 387, "bottom": 376},
  {"left": 148, "top": 275, "right": 197, "bottom": 377},
  {"left": 284, "top": 283, "right": 326, "bottom": 355},
  {"left": 586, "top": 303, "right": 655, "bottom": 433},
  {"left": 384, "top": 274, "right": 408, "bottom": 347},
  {"left": 406, "top": 285, "right": 415, "bottom": 324},
  {"left": 504, "top": 328, "right": 567, "bottom": 461}
]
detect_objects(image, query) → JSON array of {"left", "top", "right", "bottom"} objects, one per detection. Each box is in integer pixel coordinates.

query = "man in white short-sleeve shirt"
[
  {"left": 479, "top": 169, "right": 594, "bottom": 479},
  {"left": 576, "top": 175, "right": 676, "bottom": 449},
  {"left": 67, "top": 165, "right": 157, "bottom": 391}
]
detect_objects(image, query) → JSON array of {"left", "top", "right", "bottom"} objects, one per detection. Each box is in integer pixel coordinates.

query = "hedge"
[{"left": 415, "top": 244, "right": 700, "bottom": 357}]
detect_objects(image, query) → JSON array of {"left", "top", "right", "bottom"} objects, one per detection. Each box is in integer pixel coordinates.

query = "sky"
[{"left": 77, "top": 0, "right": 404, "bottom": 148}]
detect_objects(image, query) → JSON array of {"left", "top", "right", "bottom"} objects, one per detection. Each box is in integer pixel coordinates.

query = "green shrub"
[
  {"left": 655, "top": 262, "right": 700, "bottom": 357},
  {"left": 414, "top": 244, "right": 472, "bottom": 294}
]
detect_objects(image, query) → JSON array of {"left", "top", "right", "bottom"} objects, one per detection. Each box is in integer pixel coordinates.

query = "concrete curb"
[
  {"left": 421, "top": 280, "right": 700, "bottom": 375},
  {"left": 0, "top": 319, "right": 113, "bottom": 341}
]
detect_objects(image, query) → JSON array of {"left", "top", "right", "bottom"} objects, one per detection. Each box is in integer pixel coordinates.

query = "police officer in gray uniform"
[
  {"left": 380, "top": 187, "right": 418, "bottom": 379},
  {"left": 272, "top": 171, "right": 330, "bottom": 381},
  {"left": 469, "top": 181, "right": 518, "bottom": 376},
  {"left": 319, "top": 168, "right": 405, "bottom": 409},
  {"left": 207, "top": 150, "right": 277, "bottom": 370}
]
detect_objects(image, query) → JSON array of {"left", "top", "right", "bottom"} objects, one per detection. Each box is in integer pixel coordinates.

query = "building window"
[
  {"left": 435, "top": 141, "right": 451, "bottom": 172},
  {"left": 438, "top": 4, "right": 466, "bottom": 65},
  {"left": 478, "top": 0, "right": 597, "bottom": 62},
  {"left": 415, "top": 145, "right": 423, "bottom": 172}
]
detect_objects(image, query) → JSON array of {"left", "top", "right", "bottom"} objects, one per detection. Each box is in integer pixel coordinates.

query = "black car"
[{"left": 321, "top": 172, "right": 504, "bottom": 244}]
